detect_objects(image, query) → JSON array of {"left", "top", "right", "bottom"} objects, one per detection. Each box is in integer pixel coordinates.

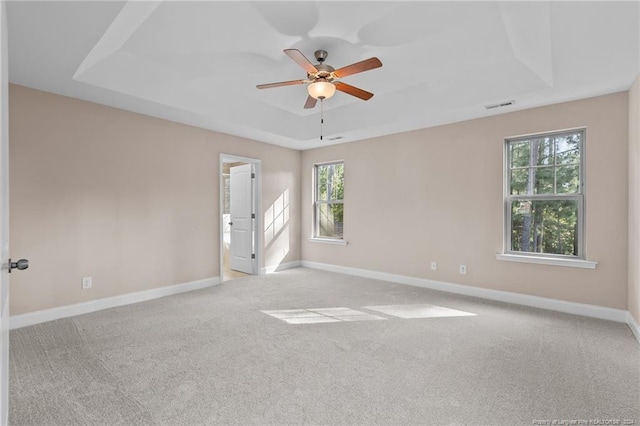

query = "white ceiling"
[{"left": 7, "top": 1, "right": 640, "bottom": 150}]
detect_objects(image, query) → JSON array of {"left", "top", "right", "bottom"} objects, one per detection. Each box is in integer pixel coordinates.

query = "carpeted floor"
[{"left": 9, "top": 268, "right": 640, "bottom": 425}]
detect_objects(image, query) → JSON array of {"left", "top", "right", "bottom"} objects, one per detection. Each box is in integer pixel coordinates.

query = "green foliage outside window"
[{"left": 507, "top": 132, "right": 582, "bottom": 256}]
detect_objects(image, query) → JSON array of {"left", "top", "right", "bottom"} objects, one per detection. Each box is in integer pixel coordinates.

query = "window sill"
[
  {"left": 308, "top": 238, "right": 348, "bottom": 246},
  {"left": 495, "top": 253, "right": 597, "bottom": 269}
]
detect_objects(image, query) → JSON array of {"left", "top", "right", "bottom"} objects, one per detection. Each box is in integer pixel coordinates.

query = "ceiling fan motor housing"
[{"left": 310, "top": 63, "right": 335, "bottom": 80}]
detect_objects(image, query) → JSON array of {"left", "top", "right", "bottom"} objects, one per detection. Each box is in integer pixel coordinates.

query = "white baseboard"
[
  {"left": 10, "top": 276, "right": 220, "bottom": 330},
  {"left": 300, "top": 261, "right": 629, "bottom": 324},
  {"left": 262, "top": 261, "right": 301, "bottom": 275},
  {"left": 627, "top": 312, "right": 640, "bottom": 343}
]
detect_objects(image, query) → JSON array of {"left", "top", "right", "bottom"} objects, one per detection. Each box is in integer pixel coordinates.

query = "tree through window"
[{"left": 505, "top": 129, "right": 584, "bottom": 257}]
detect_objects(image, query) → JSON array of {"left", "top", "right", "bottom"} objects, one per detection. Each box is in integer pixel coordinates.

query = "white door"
[
  {"left": 0, "top": 2, "right": 9, "bottom": 424},
  {"left": 229, "top": 164, "right": 254, "bottom": 274}
]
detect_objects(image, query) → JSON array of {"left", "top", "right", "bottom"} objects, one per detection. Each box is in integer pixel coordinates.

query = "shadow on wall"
[{"left": 264, "top": 188, "right": 290, "bottom": 268}]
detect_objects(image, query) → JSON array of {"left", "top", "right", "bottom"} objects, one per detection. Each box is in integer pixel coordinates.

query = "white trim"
[
  {"left": 0, "top": 4, "right": 8, "bottom": 424},
  {"left": 261, "top": 261, "right": 301, "bottom": 275},
  {"left": 219, "top": 154, "right": 263, "bottom": 166},
  {"left": 300, "top": 261, "right": 627, "bottom": 323},
  {"left": 627, "top": 312, "right": 640, "bottom": 344},
  {"left": 313, "top": 159, "right": 345, "bottom": 166},
  {"left": 307, "top": 238, "right": 347, "bottom": 246},
  {"left": 9, "top": 277, "right": 219, "bottom": 330},
  {"left": 496, "top": 253, "right": 597, "bottom": 269}
]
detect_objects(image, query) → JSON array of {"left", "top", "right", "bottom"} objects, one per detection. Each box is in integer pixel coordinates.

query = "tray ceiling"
[{"left": 7, "top": 1, "right": 640, "bottom": 150}]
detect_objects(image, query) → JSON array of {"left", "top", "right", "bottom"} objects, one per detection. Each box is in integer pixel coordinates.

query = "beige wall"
[
  {"left": 629, "top": 75, "right": 640, "bottom": 323},
  {"left": 8, "top": 83, "right": 634, "bottom": 315},
  {"left": 9, "top": 84, "right": 301, "bottom": 315},
  {"left": 302, "top": 93, "right": 629, "bottom": 310}
]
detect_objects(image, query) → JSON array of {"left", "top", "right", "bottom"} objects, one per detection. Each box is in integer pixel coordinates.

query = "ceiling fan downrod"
[{"left": 320, "top": 98, "right": 324, "bottom": 141}]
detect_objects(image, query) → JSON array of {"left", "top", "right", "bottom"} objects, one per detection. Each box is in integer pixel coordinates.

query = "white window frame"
[
  {"left": 312, "top": 160, "right": 345, "bottom": 242},
  {"left": 503, "top": 128, "right": 587, "bottom": 261}
]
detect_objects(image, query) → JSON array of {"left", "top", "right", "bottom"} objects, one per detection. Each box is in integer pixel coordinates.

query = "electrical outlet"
[
  {"left": 81, "top": 276, "right": 92, "bottom": 289},
  {"left": 459, "top": 265, "right": 467, "bottom": 275},
  {"left": 430, "top": 261, "right": 437, "bottom": 271}
]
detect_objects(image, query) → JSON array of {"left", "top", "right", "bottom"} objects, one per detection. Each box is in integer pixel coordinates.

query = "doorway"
[{"left": 220, "top": 154, "right": 261, "bottom": 282}]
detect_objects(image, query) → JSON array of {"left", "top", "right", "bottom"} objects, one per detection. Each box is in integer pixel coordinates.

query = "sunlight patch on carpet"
[
  {"left": 261, "top": 307, "right": 386, "bottom": 324},
  {"left": 363, "top": 304, "right": 476, "bottom": 319}
]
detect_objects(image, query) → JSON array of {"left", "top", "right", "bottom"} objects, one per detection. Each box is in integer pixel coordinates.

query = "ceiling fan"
[{"left": 256, "top": 49, "right": 383, "bottom": 109}]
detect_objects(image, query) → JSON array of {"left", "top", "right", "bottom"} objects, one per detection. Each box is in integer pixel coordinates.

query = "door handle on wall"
[{"left": 8, "top": 258, "right": 29, "bottom": 273}]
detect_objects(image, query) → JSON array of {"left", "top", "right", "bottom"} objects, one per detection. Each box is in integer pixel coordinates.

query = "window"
[
  {"left": 314, "top": 161, "right": 344, "bottom": 239},
  {"left": 505, "top": 129, "right": 584, "bottom": 258}
]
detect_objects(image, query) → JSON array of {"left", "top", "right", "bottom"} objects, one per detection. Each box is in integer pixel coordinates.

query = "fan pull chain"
[{"left": 320, "top": 98, "right": 324, "bottom": 141}]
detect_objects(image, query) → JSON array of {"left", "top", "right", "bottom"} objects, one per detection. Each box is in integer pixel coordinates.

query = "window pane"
[
  {"left": 511, "top": 167, "right": 554, "bottom": 195},
  {"left": 510, "top": 199, "right": 578, "bottom": 256},
  {"left": 330, "top": 163, "right": 344, "bottom": 201},
  {"left": 556, "top": 165, "right": 580, "bottom": 194},
  {"left": 317, "top": 163, "right": 344, "bottom": 202},
  {"left": 317, "top": 166, "right": 328, "bottom": 201},
  {"left": 534, "top": 166, "right": 554, "bottom": 194},
  {"left": 510, "top": 168, "right": 529, "bottom": 195},
  {"left": 510, "top": 142, "right": 530, "bottom": 168},
  {"left": 555, "top": 134, "right": 580, "bottom": 165},
  {"left": 533, "top": 138, "right": 554, "bottom": 166},
  {"left": 318, "top": 203, "right": 343, "bottom": 238}
]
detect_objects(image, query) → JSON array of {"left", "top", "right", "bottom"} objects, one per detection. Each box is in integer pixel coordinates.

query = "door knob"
[
  {"left": 8, "top": 258, "right": 29, "bottom": 273},
  {"left": 229, "top": 222, "right": 233, "bottom": 226}
]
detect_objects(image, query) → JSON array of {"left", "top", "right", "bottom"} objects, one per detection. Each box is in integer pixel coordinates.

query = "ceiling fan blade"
[
  {"left": 284, "top": 49, "right": 318, "bottom": 74},
  {"left": 333, "top": 57, "right": 382, "bottom": 78},
  {"left": 334, "top": 82, "right": 374, "bottom": 101},
  {"left": 256, "top": 79, "right": 306, "bottom": 89},
  {"left": 304, "top": 95, "right": 318, "bottom": 109}
]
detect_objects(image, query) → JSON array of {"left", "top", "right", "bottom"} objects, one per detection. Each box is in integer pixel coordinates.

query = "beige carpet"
[{"left": 9, "top": 268, "right": 640, "bottom": 425}]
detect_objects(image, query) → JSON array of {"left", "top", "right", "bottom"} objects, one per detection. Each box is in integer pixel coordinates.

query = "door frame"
[
  {"left": 219, "top": 154, "right": 262, "bottom": 279},
  {"left": 1, "top": 1, "right": 9, "bottom": 424}
]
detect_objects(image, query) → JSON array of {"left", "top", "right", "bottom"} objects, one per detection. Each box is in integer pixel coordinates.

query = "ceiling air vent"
[
  {"left": 326, "top": 136, "right": 343, "bottom": 141},
  {"left": 485, "top": 100, "right": 515, "bottom": 110}
]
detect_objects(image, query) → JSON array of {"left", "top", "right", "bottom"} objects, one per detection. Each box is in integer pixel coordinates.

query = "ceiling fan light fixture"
[{"left": 307, "top": 81, "right": 336, "bottom": 100}]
